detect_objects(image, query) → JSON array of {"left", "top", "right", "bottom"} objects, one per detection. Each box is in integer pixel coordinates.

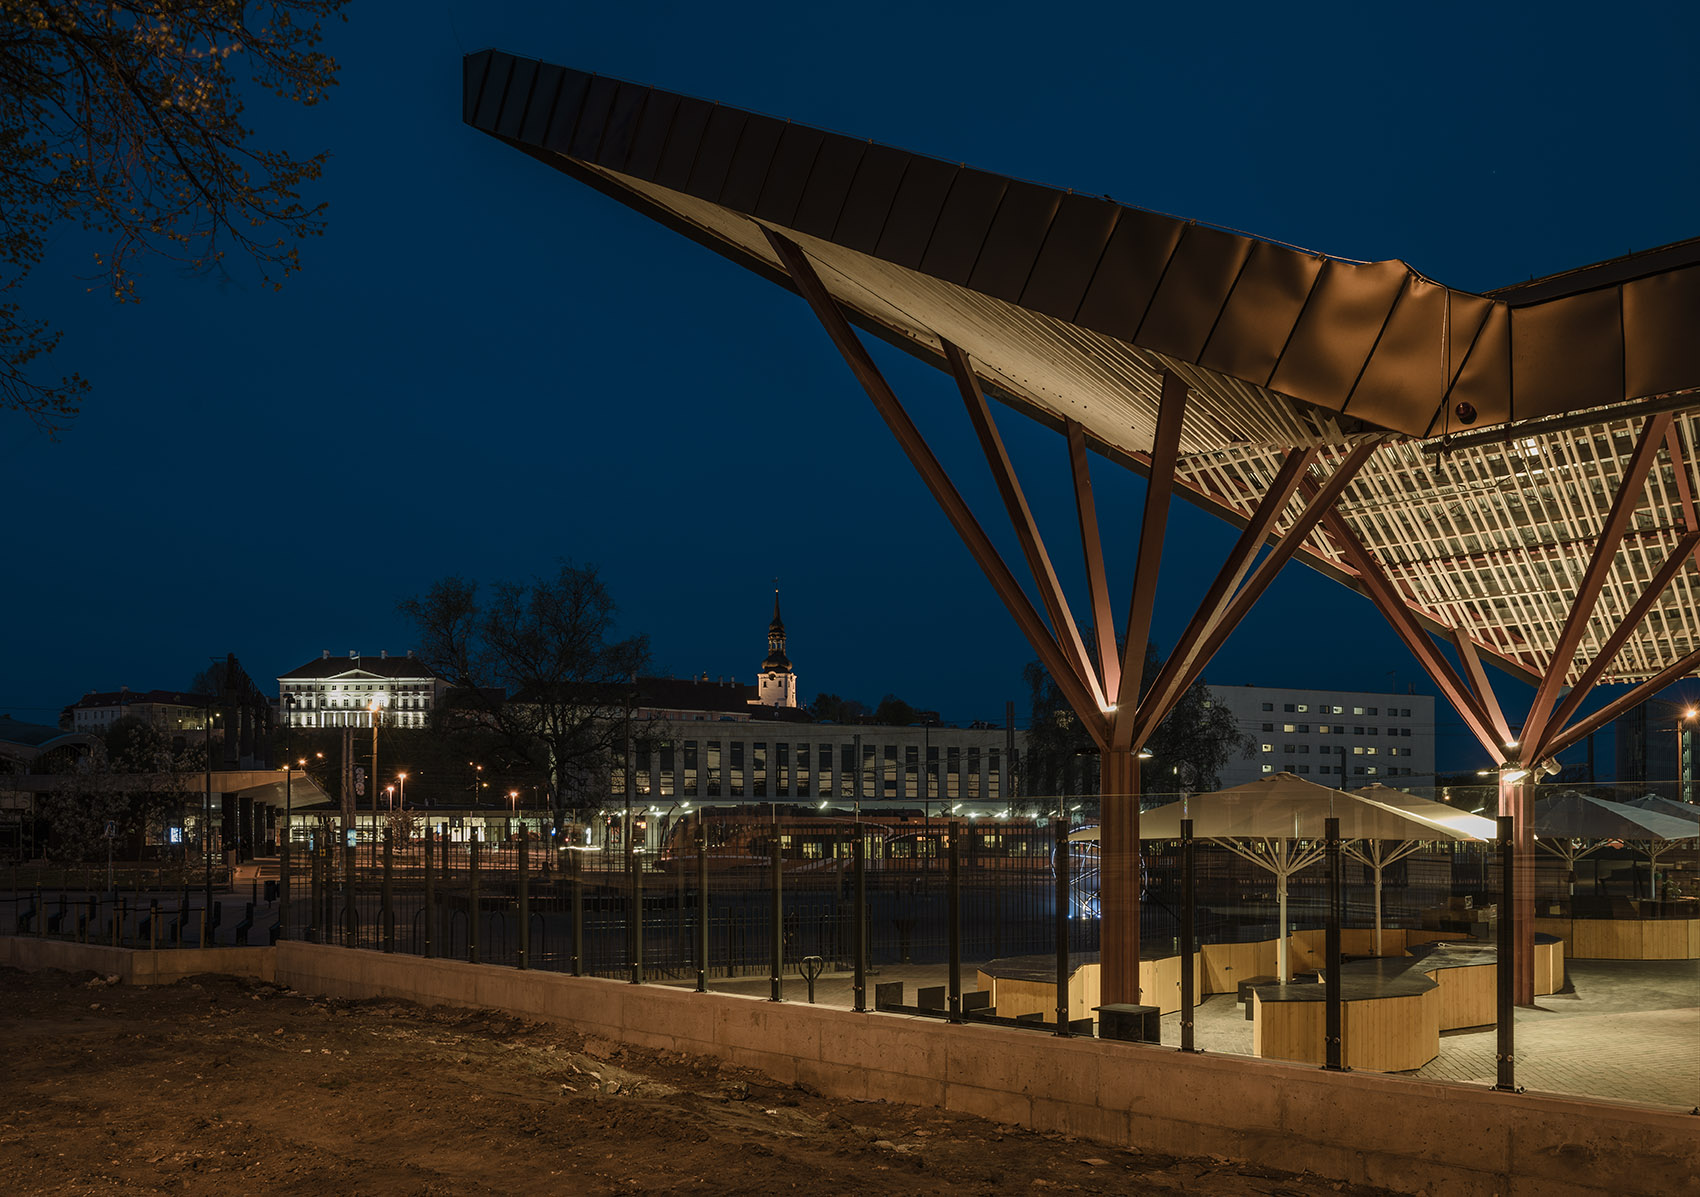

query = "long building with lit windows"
[
  {"left": 277, "top": 650, "right": 447, "bottom": 730},
  {"left": 1207, "top": 684, "right": 1436, "bottom": 790},
  {"left": 617, "top": 596, "right": 1023, "bottom": 811}
]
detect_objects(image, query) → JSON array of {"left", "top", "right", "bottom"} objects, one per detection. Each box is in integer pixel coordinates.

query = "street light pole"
[{"left": 283, "top": 696, "right": 295, "bottom": 852}]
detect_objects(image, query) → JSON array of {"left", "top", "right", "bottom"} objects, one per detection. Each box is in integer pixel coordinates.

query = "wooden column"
[
  {"left": 1498, "top": 771, "right": 1535, "bottom": 1006},
  {"left": 1100, "top": 748, "right": 1141, "bottom": 1004}
]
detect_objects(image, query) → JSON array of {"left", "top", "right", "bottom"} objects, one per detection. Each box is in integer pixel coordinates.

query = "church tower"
[{"left": 755, "top": 589, "right": 798, "bottom": 708}]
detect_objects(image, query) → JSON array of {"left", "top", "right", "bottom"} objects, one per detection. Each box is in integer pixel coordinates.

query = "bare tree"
[
  {"left": 1, "top": 0, "right": 344, "bottom": 430},
  {"left": 400, "top": 562, "right": 651, "bottom": 836}
]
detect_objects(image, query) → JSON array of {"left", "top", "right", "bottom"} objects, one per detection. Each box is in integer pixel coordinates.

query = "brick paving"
[
  {"left": 679, "top": 957, "right": 1700, "bottom": 1111},
  {"left": 1164, "top": 958, "right": 1699, "bottom": 1110}
]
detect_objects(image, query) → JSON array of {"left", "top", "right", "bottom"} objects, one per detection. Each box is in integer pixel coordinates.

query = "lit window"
[
  {"left": 1261, "top": 743, "right": 1273, "bottom": 753},
  {"left": 1261, "top": 764, "right": 1273, "bottom": 773},
  {"left": 1353, "top": 746, "right": 1364, "bottom": 755},
  {"left": 1283, "top": 723, "right": 1296, "bottom": 733},
  {"left": 1353, "top": 706, "right": 1365, "bottom": 715},
  {"left": 1297, "top": 704, "right": 1309, "bottom": 713}
]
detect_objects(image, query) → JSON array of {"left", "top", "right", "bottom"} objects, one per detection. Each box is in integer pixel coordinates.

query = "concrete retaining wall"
[
  {"left": 271, "top": 941, "right": 1698, "bottom": 1197},
  {"left": 0, "top": 936, "right": 275, "bottom": 985}
]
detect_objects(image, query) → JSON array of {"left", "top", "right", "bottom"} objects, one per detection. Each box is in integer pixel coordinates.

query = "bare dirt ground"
[{"left": 0, "top": 966, "right": 1394, "bottom": 1196}]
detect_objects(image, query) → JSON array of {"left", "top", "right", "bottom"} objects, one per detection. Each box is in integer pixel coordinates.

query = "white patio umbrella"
[
  {"left": 1347, "top": 783, "right": 1498, "bottom": 955},
  {"left": 1534, "top": 791, "right": 1698, "bottom": 898},
  {"left": 1072, "top": 772, "right": 1492, "bottom": 980}
]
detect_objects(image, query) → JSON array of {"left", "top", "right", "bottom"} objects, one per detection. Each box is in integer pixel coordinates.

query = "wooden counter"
[
  {"left": 1532, "top": 916, "right": 1700, "bottom": 960},
  {"left": 1251, "top": 936, "right": 1563, "bottom": 1072}
]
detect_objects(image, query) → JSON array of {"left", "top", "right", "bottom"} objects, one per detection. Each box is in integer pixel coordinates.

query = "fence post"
[
  {"left": 1180, "top": 817, "right": 1196, "bottom": 1052},
  {"left": 343, "top": 826, "right": 357, "bottom": 948},
  {"left": 468, "top": 838, "right": 480, "bottom": 965},
  {"left": 1496, "top": 815, "right": 1517, "bottom": 1092},
  {"left": 571, "top": 848, "right": 584, "bottom": 977},
  {"left": 382, "top": 830, "right": 395, "bottom": 953},
  {"left": 149, "top": 899, "right": 159, "bottom": 951},
  {"left": 853, "top": 820, "right": 866, "bottom": 1013},
  {"left": 517, "top": 828, "right": 530, "bottom": 970},
  {"left": 948, "top": 819, "right": 962, "bottom": 1023},
  {"left": 1324, "top": 816, "right": 1343, "bottom": 1070},
  {"left": 422, "top": 828, "right": 435, "bottom": 959},
  {"left": 696, "top": 817, "right": 708, "bottom": 993},
  {"left": 630, "top": 842, "right": 644, "bottom": 984},
  {"left": 1054, "top": 807, "right": 1070, "bottom": 1037},
  {"left": 769, "top": 809, "right": 783, "bottom": 1002},
  {"left": 279, "top": 842, "right": 292, "bottom": 941}
]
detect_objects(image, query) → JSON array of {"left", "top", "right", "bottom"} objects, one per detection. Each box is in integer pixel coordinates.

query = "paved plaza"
[{"left": 678, "top": 957, "right": 1699, "bottom": 1112}]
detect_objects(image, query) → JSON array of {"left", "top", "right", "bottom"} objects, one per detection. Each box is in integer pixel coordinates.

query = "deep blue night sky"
[{"left": 4, "top": 2, "right": 1698, "bottom": 772}]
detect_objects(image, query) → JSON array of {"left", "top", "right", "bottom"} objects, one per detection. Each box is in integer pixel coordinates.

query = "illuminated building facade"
[{"left": 277, "top": 650, "right": 446, "bottom": 729}]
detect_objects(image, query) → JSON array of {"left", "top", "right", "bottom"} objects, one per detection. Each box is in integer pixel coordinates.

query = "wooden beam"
[
  {"left": 948, "top": 342, "right": 1106, "bottom": 710},
  {"left": 1127, "top": 447, "right": 1317, "bottom": 749},
  {"left": 1531, "top": 529, "right": 1700, "bottom": 762},
  {"left": 762, "top": 229, "right": 1107, "bottom": 743},
  {"left": 1544, "top": 645, "right": 1700, "bottom": 759},
  {"left": 1319, "top": 508, "right": 1503, "bottom": 756},
  {"left": 1519, "top": 413, "right": 1672, "bottom": 757},
  {"left": 1066, "top": 419, "right": 1120, "bottom": 704},
  {"left": 1173, "top": 440, "right": 1385, "bottom": 702},
  {"left": 1451, "top": 629, "right": 1514, "bottom": 749},
  {"left": 1110, "top": 372, "right": 1187, "bottom": 749}
]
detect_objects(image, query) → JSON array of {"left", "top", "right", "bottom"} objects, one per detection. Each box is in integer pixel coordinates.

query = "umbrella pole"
[
  {"left": 1276, "top": 847, "right": 1289, "bottom": 983},
  {"left": 1373, "top": 858, "right": 1383, "bottom": 957}
]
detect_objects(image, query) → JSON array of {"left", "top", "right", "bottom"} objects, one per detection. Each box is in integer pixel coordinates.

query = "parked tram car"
[{"left": 658, "top": 809, "right": 1056, "bottom": 877}]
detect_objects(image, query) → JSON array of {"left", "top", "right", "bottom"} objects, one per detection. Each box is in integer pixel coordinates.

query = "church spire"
[{"left": 757, "top": 581, "right": 797, "bottom": 707}]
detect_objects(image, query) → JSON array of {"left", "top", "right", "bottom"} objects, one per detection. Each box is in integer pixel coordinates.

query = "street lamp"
[
  {"left": 282, "top": 695, "right": 296, "bottom": 854},
  {"left": 1672, "top": 709, "right": 1697, "bottom": 804},
  {"left": 396, "top": 772, "right": 407, "bottom": 810}
]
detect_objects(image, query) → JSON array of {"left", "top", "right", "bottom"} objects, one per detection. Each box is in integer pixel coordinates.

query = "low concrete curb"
[{"left": 4, "top": 937, "right": 1694, "bottom": 1196}]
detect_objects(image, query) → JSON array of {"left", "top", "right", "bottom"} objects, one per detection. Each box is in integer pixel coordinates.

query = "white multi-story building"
[
  {"left": 620, "top": 594, "right": 1020, "bottom": 809},
  {"left": 1206, "top": 684, "right": 1436, "bottom": 790},
  {"left": 277, "top": 650, "right": 447, "bottom": 730},
  {"left": 65, "top": 689, "right": 213, "bottom": 736}
]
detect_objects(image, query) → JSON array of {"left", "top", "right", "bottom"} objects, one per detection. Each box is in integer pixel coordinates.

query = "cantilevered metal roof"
[{"left": 464, "top": 50, "right": 1700, "bottom": 689}]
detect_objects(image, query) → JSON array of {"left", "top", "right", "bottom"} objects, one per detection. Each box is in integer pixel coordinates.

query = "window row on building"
[
  {"left": 1261, "top": 702, "right": 1416, "bottom": 717},
  {"left": 615, "top": 736, "right": 1013, "bottom": 803}
]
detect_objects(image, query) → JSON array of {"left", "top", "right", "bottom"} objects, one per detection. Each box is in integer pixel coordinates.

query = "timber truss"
[
  {"left": 765, "top": 227, "right": 1387, "bottom": 1004},
  {"left": 464, "top": 50, "right": 1700, "bottom": 1009}
]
